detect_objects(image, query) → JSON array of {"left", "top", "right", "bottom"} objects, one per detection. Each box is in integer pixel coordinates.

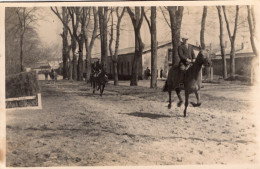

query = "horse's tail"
[{"left": 162, "top": 80, "right": 168, "bottom": 92}]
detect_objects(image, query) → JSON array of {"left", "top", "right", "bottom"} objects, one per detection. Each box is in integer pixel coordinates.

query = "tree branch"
[
  {"left": 159, "top": 6, "right": 171, "bottom": 28},
  {"left": 222, "top": 6, "right": 232, "bottom": 41}
]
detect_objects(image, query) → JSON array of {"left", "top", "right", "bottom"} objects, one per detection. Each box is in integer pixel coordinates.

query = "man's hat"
[{"left": 181, "top": 34, "right": 189, "bottom": 41}]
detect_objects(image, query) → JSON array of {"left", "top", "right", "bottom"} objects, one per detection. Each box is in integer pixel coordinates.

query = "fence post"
[
  {"left": 38, "top": 93, "right": 42, "bottom": 109},
  {"left": 210, "top": 66, "right": 213, "bottom": 81}
]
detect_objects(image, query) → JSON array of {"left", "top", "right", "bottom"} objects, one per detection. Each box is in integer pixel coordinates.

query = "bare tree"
[
  {"left": 68, "top": 7, "right": 84, "bottom": 81},
  {"left": 98, "top": 7, "right": 109, "bottom": 67},
  {"left": 144, "top": 7, "right": 157, "bottom": 88},
  {"left": 51, "top": 7, "right": 79, "bottom": 80},
  {"left": 222, "top": 6, "right": 239, "bottom": 79},
  {"left": 217, "top": 6, "right": 228, "bottom": 79},
  {"left": 61, "top": 7, "right": 71, "bottom": 79},
  {"left": 127, "top": 7, "right": 145, "bottom": 86},
  {"left": 247, "top": 5, "right": 258, "bottom": 57},
  {"left": 15, "top": 7, "right": 38, "bottom": 72},
  {"left": 109, "top": 7, "right": 125, "bottom": 85},
  {"left": 84, "top": 7, "right": 98, "bottom": 83},
  {"left": 200, "top": 6, "right": 207, "bottom": 49},
  {"left": 167, "top": 6, "right": 184, "bottom": 67}
]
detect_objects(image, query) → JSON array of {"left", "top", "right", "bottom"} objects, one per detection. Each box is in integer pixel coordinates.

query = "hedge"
[{"left": 6, "top": 71, "right": 40, "bottom": 98}]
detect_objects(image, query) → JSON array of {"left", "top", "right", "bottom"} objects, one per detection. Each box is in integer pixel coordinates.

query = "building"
[
  {"left": 212, "top": 41, "right": 256, "bottom": 77},
  {"left": 105, "top": 41, "right": 201, "bottom": 80}
]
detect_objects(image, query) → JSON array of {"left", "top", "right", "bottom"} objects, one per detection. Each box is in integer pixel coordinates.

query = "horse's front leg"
[
  {"left": 184, "top": 91, "right": 189, "bottom": 117},
  {"left": 100, "top": 84, "right": 105, "bottom": 96},
  {"left": 175, "top": 88, "right": 183, "bottom": 107}
]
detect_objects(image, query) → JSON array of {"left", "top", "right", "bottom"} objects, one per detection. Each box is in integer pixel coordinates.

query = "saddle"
[{"left": 178, "top": 62, "right": 193, "bottom": 87}]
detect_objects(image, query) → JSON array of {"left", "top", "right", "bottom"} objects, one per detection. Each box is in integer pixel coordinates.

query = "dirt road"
[{"left": 6, "top": 80, "right": 259, "bottom": 166}]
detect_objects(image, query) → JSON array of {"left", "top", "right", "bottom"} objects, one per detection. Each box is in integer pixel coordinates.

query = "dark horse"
[
  {"left": 163, "top": 49, "right": 211, "bottom": 117},
  {"left": 92, "top": 70, "right": 108, "bottom": 96}
]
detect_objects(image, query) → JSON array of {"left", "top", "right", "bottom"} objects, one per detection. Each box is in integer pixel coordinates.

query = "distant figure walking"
[
  {"left": 49, "top": 68, "right": 57, "bottom": 83},
  {"left": 44, "top": 70, "right": 49, "bottom": 80},
  {"left": 145, "top": 67, "right": 151, "bottom": 80}
]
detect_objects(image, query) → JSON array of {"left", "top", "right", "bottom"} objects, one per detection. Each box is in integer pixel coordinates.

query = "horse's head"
[{"left": 197, "top": 49, "right": 212, "bottom": 67}]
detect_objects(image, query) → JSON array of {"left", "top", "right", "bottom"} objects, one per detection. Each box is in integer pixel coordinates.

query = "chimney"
[
  {"left": 241, "top": 42, "right": 244, "bottom": 49},
  {"left": 210, "top": 43, "right": 212, "bottom": 50}
]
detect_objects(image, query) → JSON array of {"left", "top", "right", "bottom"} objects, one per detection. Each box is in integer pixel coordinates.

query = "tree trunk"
[
  {"left": 99, "top": 7, "right": 108, "bottom": 67},
  {"left": 230, "top": 41, "right": 236, "bottom": 79},
  {"left": 68, "top": 59, "right": 73, "bottom": 80},
  {"left": 200, "top": 6, "right": 207, "bottom": 49},
  {"left": 168, "top": 7, "right": 184, "bottom": 67},
  {"left": 222, "top": 6, "right": 239, "bottom": 80},
  {"left": 85, "top": 36, "right": 91, "bottom": 82},
  {"left": 217, "top": 6, "right": 227, "bottom": 79},
  {"left": 150, "top": 7, "right": 157, "bottom": 88},
  {"left": 113, "top": 62, "right": 118, "bottom": 85},
  {"left": 19, "top": 33, "right": 24, "bottom": 72},
  {"left": 103, "top": 8, "right": 108, "bottom": 68},
  {"left": 71, "top": 37, "right": 77, "bottom": 80},
  {"left": 247, "top": 5, "right": 258, "bottom": 57},
  {"left": 62, "top": 33, "right": 68, "bottom": 79},
  {"left": 77, "top": 37, "right": 84, "bottom": 81},
  {"left": 62, "top": 7, "right": 69, "bottom": 79},
  {"left": 127, "top": 7, "right": 144, "bottom": 86}
]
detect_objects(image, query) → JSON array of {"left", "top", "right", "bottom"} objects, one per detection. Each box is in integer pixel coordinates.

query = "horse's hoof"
[
  {"left": 168, "top": 104, "right": 171, "bottom": 109},
  {"left": 177, "top": 101, "right": 183, "bottom": 107},
  {"left": 191, "top": 102, "right": 201, "bottom": 107}
]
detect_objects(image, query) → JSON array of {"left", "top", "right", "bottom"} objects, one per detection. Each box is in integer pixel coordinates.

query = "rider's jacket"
[{"left": 178, "top": 43, "right": 195, "bottom": 66}]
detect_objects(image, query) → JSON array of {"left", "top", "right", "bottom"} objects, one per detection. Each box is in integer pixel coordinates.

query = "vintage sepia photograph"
[{"left": 1, "top": 1, "right": 260, "bottom": 168}]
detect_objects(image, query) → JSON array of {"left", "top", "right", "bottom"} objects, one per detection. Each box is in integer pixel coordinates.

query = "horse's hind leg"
[
  {"left": 191, "top": 91, "right": 202, "bottom": 107},
  {"left": 184, "top": 91, "right": 189, "bottom": 117},
  {"left": 93, "top": 81, "right": 96, "bottom": 94},
  {"left": 168, "top": 90, "right": 172, "bottom": 109},
  {"left": 175, "top": 88, "right": 183, "bottom": 107}
]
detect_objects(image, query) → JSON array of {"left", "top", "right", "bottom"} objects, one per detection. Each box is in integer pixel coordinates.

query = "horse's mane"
[{"left": 186, "top": 51, "right": 205, "bottom": 73}]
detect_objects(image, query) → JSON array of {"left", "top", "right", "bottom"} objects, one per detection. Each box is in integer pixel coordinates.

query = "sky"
[{"left": 35, "top": 6, "right": 252, "bottom": 59}]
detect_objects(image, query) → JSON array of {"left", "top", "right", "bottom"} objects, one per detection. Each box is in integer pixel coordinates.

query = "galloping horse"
[
  {"left": 92, "top": 70, "right": 108, "bottom": 96},
  {"left": 163, "top": 49, "right": 211, "bottom": 117}
]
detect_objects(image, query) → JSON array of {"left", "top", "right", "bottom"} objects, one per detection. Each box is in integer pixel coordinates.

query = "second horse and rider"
[{"left": 91, "top": 59, "right": 109, "bottom": 96}]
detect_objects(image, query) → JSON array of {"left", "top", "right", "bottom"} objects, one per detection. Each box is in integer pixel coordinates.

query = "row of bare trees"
[
  {"left": 6, "top": 5, "right": 258, "bottom": 86},
  {"left": 51, "top": 5, "right": 258, "bottom": 86},
  {"left": 6, "top": 7, "right": 61, "bottom": 75}
]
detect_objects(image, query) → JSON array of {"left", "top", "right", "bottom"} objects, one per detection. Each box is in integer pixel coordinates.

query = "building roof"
[
  {"left": 215, "top": 41, "right": 254, "bottom": 56},
  {"left": 92, "top": 40, "right": 201, "bottom": 58}
]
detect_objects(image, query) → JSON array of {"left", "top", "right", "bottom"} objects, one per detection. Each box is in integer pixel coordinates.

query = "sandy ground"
[{"left": 6, "top": 79, "right": 259, "bottom": 167}]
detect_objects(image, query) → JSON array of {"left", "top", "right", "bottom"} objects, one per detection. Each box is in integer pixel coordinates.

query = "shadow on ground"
[{"left": 126, "top": 112, "right": 172, "bottom": 119}]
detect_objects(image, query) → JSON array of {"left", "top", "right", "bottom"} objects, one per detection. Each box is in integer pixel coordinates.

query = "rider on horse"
[
  {"left": 92, "top": 59, "right": 102, "bottom": 77},
  {"left": 178, "top": 35, "right": 195, "bottom": 86}
]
